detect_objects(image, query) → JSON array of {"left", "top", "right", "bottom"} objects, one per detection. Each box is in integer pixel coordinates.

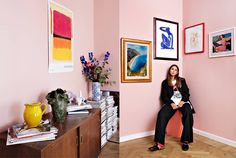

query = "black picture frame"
[{"left": 153, "top": 17, "right": 179, "bottom": 60}]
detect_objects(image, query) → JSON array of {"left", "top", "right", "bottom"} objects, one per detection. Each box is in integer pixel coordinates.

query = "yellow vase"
[{"left": 24, "top": 102, "right": 47, "bottom": 128}]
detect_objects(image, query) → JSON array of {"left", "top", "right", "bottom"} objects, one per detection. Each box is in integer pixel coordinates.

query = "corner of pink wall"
[
  {"left": 119, "top": 0, "right": 183, "bottom": 138},
  {"left": 183, "top": 0, "right": 236, "bottom": 141}
]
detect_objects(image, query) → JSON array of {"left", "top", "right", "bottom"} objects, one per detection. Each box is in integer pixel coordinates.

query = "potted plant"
[
  {"left": 46, "top": 88, "right": 69, "bottom": 123},
  {"left": 80, "top": 51, "right": 114, "bottom": 101}
]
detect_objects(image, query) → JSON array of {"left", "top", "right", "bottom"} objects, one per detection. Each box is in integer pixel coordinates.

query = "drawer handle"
[
  {"left": 76, "top": 136, "right": 78, "bottom": 146},
  {"left": 80, "top": 135, "right": 83, "bottom": 144}
]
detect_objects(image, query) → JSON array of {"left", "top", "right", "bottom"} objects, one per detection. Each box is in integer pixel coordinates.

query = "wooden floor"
[{"left": 99, "top": 133, "right": 236, "bottom": 158}]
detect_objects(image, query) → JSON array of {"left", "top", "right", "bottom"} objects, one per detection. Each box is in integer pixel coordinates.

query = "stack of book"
[
  {"left": 112, "top": 106, "right": 119, "bottom": 134},
  {"left": 87, "top": 98, "right": 107, "bottom": 147},
  {"left": 87, "top": 95, "right": 119, "bottom": 147},
  {"left": 6, "top": 120, "right": 58, "bottom": 145},
  {"left": 101, "top": 120, "right": 107, "bottom": 146},
  {"left": 67, "top": 104, "right": 92, "bottom": 114},
  {"left": 105, "top": 96, "right": 118, "bottom": 140}
]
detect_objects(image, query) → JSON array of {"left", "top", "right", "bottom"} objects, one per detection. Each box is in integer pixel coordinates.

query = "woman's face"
[{"left": 169, "top": 66, "right": 178, "bottom": 77}]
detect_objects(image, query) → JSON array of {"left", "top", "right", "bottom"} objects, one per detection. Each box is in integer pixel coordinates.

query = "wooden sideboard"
[{"left": 0, "top": 108, "right": 101, "bottom": 158}]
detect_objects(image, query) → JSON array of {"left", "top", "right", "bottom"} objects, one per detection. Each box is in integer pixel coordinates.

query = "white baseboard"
[
  {"left": 120, "top": 128, "right": 236, "bottom": 148},
  {"left": 193, "top": 128, "right": 236, "bottom": 148},
  {"left": 120, "top": 130, "right": 154, "bottom": 143}
]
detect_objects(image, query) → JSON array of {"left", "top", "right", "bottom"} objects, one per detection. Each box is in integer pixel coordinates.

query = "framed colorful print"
[
  {"left": 48, "top": 0, "right": 73, "bottom": 73},
  {"left": 184, "top": 23, "right": 205, "bottom": 54},
  {"left": 153, "top": 17, "right": 179, "bottom": 60},
  {"left": 121, "top": 38, "right": 152, "bottom": 83},
  {"left": 209, "top": 27, "right": 236, "bottom": 58}
]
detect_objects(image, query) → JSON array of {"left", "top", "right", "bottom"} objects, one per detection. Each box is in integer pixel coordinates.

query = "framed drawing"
[
  {"left": 184, "top": 23, "right": 205, "bottom": 54},
  {"left": 209, "top": 27, "right": 236, "bottom": 58},
  {"left": 48, "top": 0, "right": 73, "bottom": 73},
  {"left": 121, "top": 38, "right": 152, "bottom": 83},
  {"left": 153, "top": 17, "right": 179, "bottom": 60}
]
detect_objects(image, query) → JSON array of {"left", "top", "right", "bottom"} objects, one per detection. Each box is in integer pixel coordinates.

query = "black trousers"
[{"left": 154, "top": 103, "right": 193, "bottom": 145}]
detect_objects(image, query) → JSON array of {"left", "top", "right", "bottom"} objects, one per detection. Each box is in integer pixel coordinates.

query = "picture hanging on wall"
[
  {"left": 184, "top": 23, "right": 205, "bottom": 54},
  {"left": 209, "top": 27, "right": 236, "bottom": 58},
  {"left": 48, "top": 0, "right": 73, "bottom": 73},
  {"left": 153, "top": 17, "right": 179, "bottom": 60},
  {"left": 121, "top": 38, "right": 152, "bottom": 83}
]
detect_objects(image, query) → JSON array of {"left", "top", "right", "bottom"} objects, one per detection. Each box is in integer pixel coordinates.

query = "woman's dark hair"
[
  {"left": 167, "top": 64, "right": 181, "bottom": 88},
  {"left": 220, "top": 34, "right": 225, "bottom": 38}
]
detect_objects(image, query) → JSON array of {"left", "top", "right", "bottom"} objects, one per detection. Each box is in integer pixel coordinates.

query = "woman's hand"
[
  {"left": 178, "top": 101, "right": 185, "bottom": 108},
  {"left": 171, "top": 103, "right": 179, "bottom": 109}
]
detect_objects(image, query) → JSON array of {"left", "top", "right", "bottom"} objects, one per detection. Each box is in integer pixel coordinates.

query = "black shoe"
[
  {"left": 182, "top": 143, "right": 189, "bottom": 151},
  {"left": 148, "top": 145, "right": 164, "bottom": 152}
]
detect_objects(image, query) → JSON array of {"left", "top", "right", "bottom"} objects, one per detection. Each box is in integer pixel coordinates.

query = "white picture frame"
[{"left": 209, "top": 27, "right": 236, "bottom": 58}]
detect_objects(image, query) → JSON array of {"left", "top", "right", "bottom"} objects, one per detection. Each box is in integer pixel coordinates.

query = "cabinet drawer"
[{"left": 42, "top": 130, "right": 77, "bottom": 158}]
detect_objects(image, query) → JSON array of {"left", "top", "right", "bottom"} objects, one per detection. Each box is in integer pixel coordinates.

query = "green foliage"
[{"left": 46, "top": 88, "right": 69, "bottom": 106}]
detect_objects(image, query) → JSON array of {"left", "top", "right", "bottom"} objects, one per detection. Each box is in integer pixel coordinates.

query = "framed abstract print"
[
  {"left": 209, "top": 27, "right": 236, "bottom": 58},
  {"left": 184, "top": 23, "right": 205, "bottom": 54},
  {"left": 48, "top": 0, "right": 73, "bottom": 73},
  {"left": 121, "top": 38, "right": 152, "bottom": 83},
  {"left": 153, "top": 17, "right": 179, "bottom": 60}
]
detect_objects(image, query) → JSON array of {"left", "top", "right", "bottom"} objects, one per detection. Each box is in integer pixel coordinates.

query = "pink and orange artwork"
[{"left": 48, "top": 0, "right": 73, "bottom": 73}]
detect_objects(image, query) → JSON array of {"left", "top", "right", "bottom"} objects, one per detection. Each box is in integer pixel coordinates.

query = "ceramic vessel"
[
  {"left": 24, "top": 102, "right": 47, "bottom": 128},
  {"left": 51, "top": 100, "right": 67, "bottom": 123},
  {"left": 92, "top": 82, "right": 101, "bottom": 101}
]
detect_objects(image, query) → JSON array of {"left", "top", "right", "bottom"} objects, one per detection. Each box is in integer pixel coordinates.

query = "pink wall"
[
  {"left": 2, "top": 0, "right": 234, "bottom": 144},
  {"left": 0, "top": 0, "right": 94, "bottom": 132},
  {"left": 119, "top": 0, "right": 183, "bottom": 137},
  {"left": 94, "top": 0, "right": 119, "bottom": 91},
  {"left": 183, "top": 0, "right": 236, "bottom": 141}
]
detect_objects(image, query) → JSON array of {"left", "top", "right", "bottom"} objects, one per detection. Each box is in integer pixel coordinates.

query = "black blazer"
[{"left": 161, "top": 78, "right": 195, "bottom": 113}]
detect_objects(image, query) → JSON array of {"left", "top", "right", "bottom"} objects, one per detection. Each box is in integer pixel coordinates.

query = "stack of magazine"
[
  {"left": 67, "top": 104, "right": 92, "bottom": 114},
  {"left": 87, "top": 98, "right": 107, "bottom": 147},
  {"left": 6, "top": 120, "right": 58, "bottom": 145}
]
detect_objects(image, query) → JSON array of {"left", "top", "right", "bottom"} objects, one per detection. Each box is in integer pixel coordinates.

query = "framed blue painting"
[
  {"left": 153, "top": 17, "right": 179, "bottom": 60},
  {"left": 121, "top": 38, "right": 152, "bottom": 83}
]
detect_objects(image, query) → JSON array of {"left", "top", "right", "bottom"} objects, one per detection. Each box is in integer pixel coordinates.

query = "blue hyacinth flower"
[
  {"left": 80, "top": 56, "right": 86, "bottom": 65},
  {"left": 89, "top": 52, "right": 94, "bottom": 61}
]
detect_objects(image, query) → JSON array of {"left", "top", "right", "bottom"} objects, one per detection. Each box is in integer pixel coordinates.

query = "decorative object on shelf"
[
  {"left": 46, "top": 88, "right": 69, "bottom": 123},
  {"left": 102, "top": 90, "right": 110, "bottom": 97},
  {"left": 24, "top": 102, "right": 47, "bottom": 128},
  {"left": 184, "top": 23, "right": 205, "bottom": 54},
  {"left": 153, "top": 17, "right": 179, "bottom": 60},
  {"left": 121, "top": 38, "right": 152, "bottom": 83},
  {"left": 48, "top": 0, "right": 73, "bottom": 73},
  {"left": 209, "top": 27, "right": 236, "bottom": 58},
  {"left": 66, "top": 90, "right": 85, "bottom": 106},
  {"left": 80, "top": 51, "right": 114, "bottom": 101},
  {"left": 92, "top": 82, "right": 101, "bottom": 101},
  {"left": 66, "top": 91, "right": 79, "bottom": 105}
]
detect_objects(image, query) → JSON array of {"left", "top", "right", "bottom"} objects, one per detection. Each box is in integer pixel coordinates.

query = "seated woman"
[{"left": 148, "top": 64, "right": 195, "bottom": 152}]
